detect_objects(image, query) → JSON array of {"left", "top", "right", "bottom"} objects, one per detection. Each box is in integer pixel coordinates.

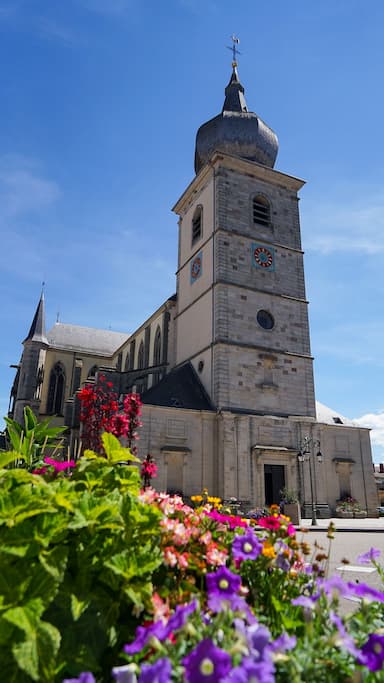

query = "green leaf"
[
  {"left": 102, "top": 432, "right": 139, "bottom": 463},
  {"left": 3, "top": 599, "right": 45, "bottom": 633},
  {"left": 24, "top": 406, "right": 38, "bottom": 433},
  {"left": 12, "top": 638, "right": 39, "bottom": 681},
  {"left": 70, "top": 594, "right": 90, "bottom": 621},
  {"left": 3, "top": 422, "right": 23, "bottom": 452},
  {"left": 12, "top": 620, "right": 61, "bottom": 682},
  {"left": 0, "top": 451, "right": 24, "bottom": 469}
]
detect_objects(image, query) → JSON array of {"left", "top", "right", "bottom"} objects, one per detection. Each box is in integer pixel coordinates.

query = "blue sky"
[{"left": 1, "top": 0, "right": 383, "bottom": 460}]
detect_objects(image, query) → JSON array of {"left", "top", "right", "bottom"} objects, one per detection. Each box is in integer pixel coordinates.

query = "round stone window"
[{"left": 257, "top": 309, "right": 274, "bottom": 330}]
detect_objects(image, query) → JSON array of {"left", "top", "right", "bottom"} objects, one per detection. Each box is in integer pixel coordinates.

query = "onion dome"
[{"left": 194, "top": 64, "right": 278, "bottom": 174}]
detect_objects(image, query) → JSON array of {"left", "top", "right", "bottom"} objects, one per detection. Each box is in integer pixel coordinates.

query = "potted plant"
[
  {"left": 335, "top": 496, "right": 356, "bottom": 518},
  {"left": 280, "top": 487, "right": 301, "bottom": 525}
]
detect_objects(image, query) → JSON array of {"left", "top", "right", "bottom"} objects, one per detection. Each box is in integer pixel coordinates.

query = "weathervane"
[{"left": 226, "top": 35, "right": 241, "bottom": 66}]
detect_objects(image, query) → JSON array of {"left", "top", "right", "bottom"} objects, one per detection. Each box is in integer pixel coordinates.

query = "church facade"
[{"left": 9, "top": 62, "right": 378, "bottom": 516}]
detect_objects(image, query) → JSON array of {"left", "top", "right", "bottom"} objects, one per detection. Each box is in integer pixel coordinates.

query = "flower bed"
[{"left": 1, "top": 411, "right": 384, "bottom": 682}]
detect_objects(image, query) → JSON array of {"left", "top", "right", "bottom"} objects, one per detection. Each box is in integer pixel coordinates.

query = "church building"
[{"left": 9, "top": 58, "right": 378, "bottom": 516}]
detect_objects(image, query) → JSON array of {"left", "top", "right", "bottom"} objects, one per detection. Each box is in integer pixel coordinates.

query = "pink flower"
[
  {"left": 44, "top": 457, "right": 76, "bottom": 473},
  {"left": 32, "top": 466, "right": 47, "bottom": 475},
  {"left": 205, "top": 509, "right": 248, "bottom": 529},
  {"left": 164, "top": 547, "right": 178, "bottom": 567},
  {"left": 206, "top": 545, "right": 228, "bottom": 566}
]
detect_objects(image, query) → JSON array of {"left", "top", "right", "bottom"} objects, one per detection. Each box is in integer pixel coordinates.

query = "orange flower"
[{"left": 262, "top": 542, "right": 276, "bottom": 559}]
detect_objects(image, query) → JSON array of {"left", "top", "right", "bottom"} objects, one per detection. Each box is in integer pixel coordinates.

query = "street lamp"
[{"left": 297, "top": 436, "right": 323, "bottom": 526}]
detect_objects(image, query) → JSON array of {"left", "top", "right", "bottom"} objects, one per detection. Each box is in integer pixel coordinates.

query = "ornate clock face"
[
  {"left": 190, "top": 252, "right": 202, "bottom": 282},
  {"left": 252, "top": 243, "right": 275, "bottom": 271},
  {"left": 254, "top": 246, "right": 273, "bottom": 268}
]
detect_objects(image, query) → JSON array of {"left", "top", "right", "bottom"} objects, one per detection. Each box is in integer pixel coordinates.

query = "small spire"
[
  {"left": 23, "top": 292, "right": 48, "bottom": 345},
  {"left": 222, "top": 65, "right": 248, "bottom": 113},
  {"left": 223, "top": 35, "right": 248, "bottom": 113},
  {"left": 226, "top": 34, "right": 241, "bottom": 67}
]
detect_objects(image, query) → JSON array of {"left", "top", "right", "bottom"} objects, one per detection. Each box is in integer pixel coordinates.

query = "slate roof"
[
  {"left": 142, "top": 362, "right": 215, "bottom": 411},
  {"left": 315, "top": 400, "right": 356, "bottom": 427},
  {"left": 23, "top": 294, "right": 48, "bottom": 345},
  {"left": 47, "top": 323, "right": 129, "bottom": 356}
]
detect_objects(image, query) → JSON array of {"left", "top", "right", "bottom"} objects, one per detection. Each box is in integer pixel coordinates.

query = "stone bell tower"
[
  {"left": 12, "top": 293, "right": 48, "bottom": 423},
  {"left": 173, "top": 59, "right": 316, "bottom": 419}
]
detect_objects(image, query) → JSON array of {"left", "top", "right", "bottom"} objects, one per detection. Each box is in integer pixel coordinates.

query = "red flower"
[{"left": 258, "top": 516, "right": 282, "bottom": 531}]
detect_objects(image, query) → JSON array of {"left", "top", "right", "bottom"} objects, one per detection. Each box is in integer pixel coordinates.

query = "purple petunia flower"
[
  {"left": 232, "top": 530, "right": 263, "bottom": 562},
  {"left": 269, "top": 632, "right": 297, "bottom": 653},
  {"left": 348, "top": 581, "right": 384, "bottom": 603},
  {"left": 357, "top": 547, "right": 381, "bottom": 565},
  {"left": 206, "top": 566, "right": 245, "bottom": 612},
  {"left": 291, "top": 595, "right": 318, "bottom": 610},
  {"left": 275, "top": 553, "right": 290, "bottom": 572},
  {"left": 222, "top": 656, "right": 275, "bottom": 683},
  {"left": 317, "top": 575, "right": 351, "bottom": 600},
  {"left": 112, "top": 664, "right": 138, "bottom": 683},
  {"left": 329, "top": 612, "right": 361, "bottom": 659},
  {"left": 358, "top": 634, "right": 384, "bottom": 672},
  {"left": 138, "top": 658, "right": 172, "bottom": 683},
  {"left": 62, "top": 674, "right": 95, "bottom": 683},
  {"left": 124, "top": 620, "right": 167, "bottom": 655},
  {"left": 182, "top": 638, "right": 232, "bottom": 683},
  {"left": 317, "top": 575, "right": 384, "bottom": 604},
  {"left": 167, "top": 599, "right": 198, "bottom": 633},
  {"left": 245, "top": 623, "right": 271, "bottom": 660}
]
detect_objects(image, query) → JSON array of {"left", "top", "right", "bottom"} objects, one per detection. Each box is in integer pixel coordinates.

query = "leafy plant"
[
  {"left": 3, "top": 406, "right": 66, "bottom": 470},
  {"left": 0, "top": 433, "right": 162, "bottom": 682},
  {"left": 279, "top": 487, "right": 299, "bottom": 504}
]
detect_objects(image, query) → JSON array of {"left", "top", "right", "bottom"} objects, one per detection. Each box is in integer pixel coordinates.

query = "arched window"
[
  {"left": 124, "top": 352, "right": 130, "bottom": 371},
  {"left": 152, "top": 326, "right": 162, "bottom": 385},
  {"left": 252, "top": 195, "right": 270, "bottom": 227},
  {"left": 87, "top": 365, "right": 98, "bottom": 379},
  {"left": 136, "top": 341, "right": 145, "bottom": 394},
  {"left": 192, "top": 205, "right": 203, "bottom": 245},
  {"left": 46, "top": 363, "right": 65, "bottom": 415},
  {"left": 137, "top": 341, "right": 144, "bottom": 369}
]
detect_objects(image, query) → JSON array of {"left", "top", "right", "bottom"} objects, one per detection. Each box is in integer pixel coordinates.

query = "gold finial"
[{"left": 226, "top": 34, "right": 241, "bottom": 67}]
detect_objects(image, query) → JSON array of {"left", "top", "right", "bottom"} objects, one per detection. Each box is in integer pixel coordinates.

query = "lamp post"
[{"left": 297, "top": 436, "right": 323, "bottom": 526}]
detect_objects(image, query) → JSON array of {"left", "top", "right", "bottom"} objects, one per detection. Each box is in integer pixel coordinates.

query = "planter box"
[
  {"left": 283, "top": 502, "right": 301, "bottom": 526},
  {"left": 336, "top": 511, "right": 353, "bottom": 518},
  {"left": 354, "top": 511, "right": 367, "bottom": 518}
]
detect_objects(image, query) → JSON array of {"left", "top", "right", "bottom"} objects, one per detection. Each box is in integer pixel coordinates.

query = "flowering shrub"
[
  {"left": 78, "top": 375, "right": 142, "bottom": 454},
  {"left": 140, "top": 454, "right": 158, "bottom": 488}
]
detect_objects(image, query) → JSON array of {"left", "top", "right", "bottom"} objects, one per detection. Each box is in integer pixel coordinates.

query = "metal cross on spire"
[{"left": 226, "top": 35, "right": 241, "bottom": 66}]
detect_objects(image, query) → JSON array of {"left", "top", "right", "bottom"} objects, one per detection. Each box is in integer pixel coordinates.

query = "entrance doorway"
[{"left": 264, "top": 464, "right": 285, "bottom": 506}]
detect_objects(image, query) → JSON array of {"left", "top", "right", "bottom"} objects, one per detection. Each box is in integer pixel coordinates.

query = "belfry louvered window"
[
  {"left": 192, "top": 205, "right": 203, "bottom": 244},
  {"left": 253, "top": 195, "right": 270, "bottom": 227}
]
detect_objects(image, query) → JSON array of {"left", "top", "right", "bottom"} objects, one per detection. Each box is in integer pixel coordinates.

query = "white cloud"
[
  {"left": 313, "top": 320, "right": 384, "bottom": 367},
  {"left": 354, "top": 411, "right": 384, "bottom": 449},
  {"left": 302, "top": 192, "right": 384, "bottom": 254},
  {"left": 35, "top": 17, "right": 80, "bottom": 46},
  {"left": 76, "top": 0, "right": 133, "bottom": 16},
  {"left": 0, "top": 155, "right": 60, "bottom": 218},
  {"left": 0, "top": 156, "right": 61, "bottom": 281}
]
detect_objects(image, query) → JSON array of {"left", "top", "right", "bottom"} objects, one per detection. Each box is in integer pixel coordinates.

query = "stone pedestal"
[{"left": 283, "top": 503, "right": 301, "bottom": 526}]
